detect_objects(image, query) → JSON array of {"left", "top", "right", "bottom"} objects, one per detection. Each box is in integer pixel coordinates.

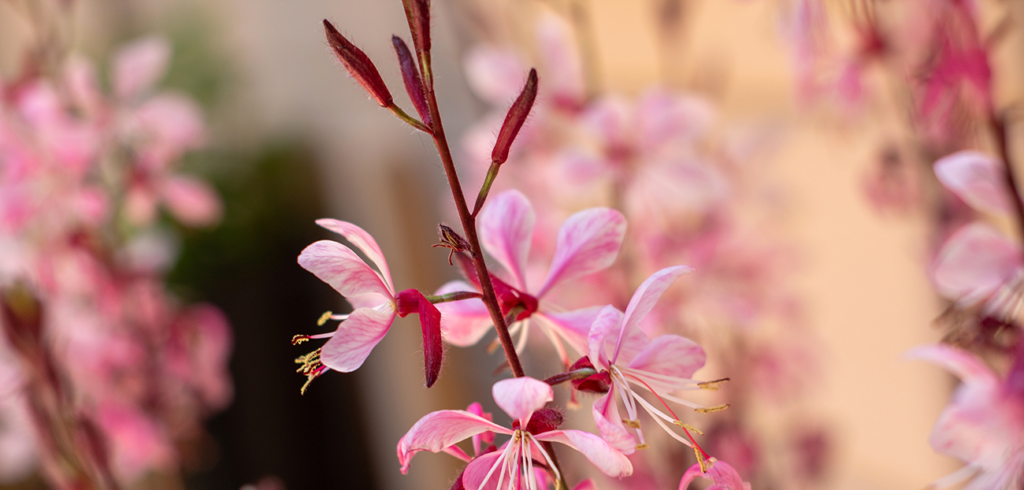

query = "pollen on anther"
[
  {"left": 291, "top": 334, "right": 310, "bottom": 345},
  {"left": 317, "top": 311, "right": 334, "bottom": 326},
  {"left": 635, "top": 443, "right": 650, "bottom": 450},
  {"left": 672, "top": 420, "right": 704, "bottom": 435},
  {"left": 697, "top": 378, "right": 730, "bottom": 391},
  {"left": 621, "top": 418, "right": 641, "bottom": 429},
  {"left": 694, "top": 404, "right": 730, "bottom": 414}
]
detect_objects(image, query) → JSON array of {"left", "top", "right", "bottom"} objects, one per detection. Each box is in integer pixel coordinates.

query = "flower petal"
[
  {"left": 535, "top": 429, "right": 633, "bottom": 478},
  {"left": 114, "top": 36, "right": 170, "bottom": 100},
  {"left": 461, "top": 450, "right": 510, "bottom": 490},
  {"left": 588, "top": 306, "right": 624, "bottom": 370},
  {"left": 316, "top": 219, "right": 395, "bottom": 294},
  {"left": 932, "top": 223, "right": 1022, "bottom": 304},
  {"left": 626, "top": 334, "right": 706, "bottom": 390},
  {"left": 464, "top": 47, "right": 529, "bottom": 106},
  {"left": 298, "top": 240, "right": 393, "bottom": 304},
  {"left": 535, "top": 11, "right": 585, "bottom": 104},
  {"left": 434, "top": 281, "right": 492, "bottom": 347},
  {"left": 397, "top": 410, "right": 511, "bottom": 474},
  {"left": 538, "top": 208, "right": 626, "bottom": 297},
  {"left": 613, "top": 266, "right": 691, "bottom": 364},
  {"left": 678, "top": 460, "right": 749, "bottom": 490},
  {"left": 536, "top": 306, "right": 603, "bottom": 354},
  {"left": 591, "top": 388, "right": 635, "bottom": 455},
  {"left": 492, "top": 377, "right": 553, "bottom": 428},
  {"left": 161, "top": 175, "right": 223, "bottom": 226},
  {"left": 934, "top": 150, "right": 1013, "bottom": 214},
  {"left": 906, "top": 344, "right": 999, "bottom": 389},
  {"left": 319, "top": 308, "right": 396, "bottom": 372},
  {"left": 479, "top": 190, "right": 535, "bottom": 290}
]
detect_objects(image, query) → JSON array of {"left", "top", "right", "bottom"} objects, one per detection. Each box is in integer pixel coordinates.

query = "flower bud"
[
  {"left": 322, "top": 20, "right": 393, "bottom": 107},
  {"left": 401, "top": 0, "right": 431, "bottom": 56},
  {"left": 392, "top": 36, "right": 431, "bottom": 126},
  {"left": 492, "top": 68, "right": 538, "bottom": 165}
]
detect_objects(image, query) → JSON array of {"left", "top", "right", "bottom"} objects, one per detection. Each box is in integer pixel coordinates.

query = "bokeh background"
[{"left": 3, "top": 0, "right": 1024, "bottom": 489}]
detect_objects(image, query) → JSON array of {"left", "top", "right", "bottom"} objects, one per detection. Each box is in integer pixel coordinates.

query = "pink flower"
[
  {"left": 930, "top": 151, "right": 1023, "bottom": 318},
  {"left": 908, "top": 345, "right": 1024, "bottom": 489},
  {"left": 436, "top": 190, "right": 625, "bottom": 366},
  {"left": 585, "top": 267, "right": 720, "bottom": 459},
  {"left": 294, "top": 219, "right": 445, "bottom": 391},
  {"left": 397, "top": 376, "right": 632, "bottom": 489},
  {"left": 678, "top": 459, "right": 751, "bottom": 490}
]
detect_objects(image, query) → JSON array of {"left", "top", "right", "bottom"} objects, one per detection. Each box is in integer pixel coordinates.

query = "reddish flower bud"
[
  {"left": 396, "top": 289, "right": 444, "bottom": 388},
  {"left": 392, "top": 36, "right": 431, "bottom": 126},
  {"left": 524, "top": 407, "right": 563, "bottom": 435},
  {"left": 401, "top": 0, "right": 431, "bottom": 57},
  {"left": 569, "top": 356, "right": 610, "bottom": 394},
  {"left": 322, "top": 19, "right": 393, "bottom": 107},
  {"left": 491, "top": 68, "right": 538, "bottom": 165}
]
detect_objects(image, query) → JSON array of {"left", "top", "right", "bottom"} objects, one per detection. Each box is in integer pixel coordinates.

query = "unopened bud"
[
  {"left": 491, "top": 68, "right": 538, "bottom": 165},
  {"left": 323, "top": 20, "right": 393, "bottom": 107},
  {"left": 392, "top": 36, "right": 431, "bottom": 126},
  {"left": 401, "top": 0, "right": 431, "bottom": 56}
]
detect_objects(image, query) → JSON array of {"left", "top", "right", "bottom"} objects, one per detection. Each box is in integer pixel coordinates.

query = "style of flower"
[
  {"left": 678, "top": 459, "right": 751, "bottom": 490},
  {"left": 908, "top": 344, "right": 1024, "bottom": 489},
  {"left": 584, "top": 266, "right": 725, "bottom": 467},
  {"left": 397, "top": 376, "right": 632, "bottom": 490},
  {"left": 931, "top": 151, "right": 1023, "bottom": 320},
  {"left": 294, "top": 219, "right": 445, "bottom": 391},
  {"left": 436, "top": 190, "right": 625, "bottom": 366}
]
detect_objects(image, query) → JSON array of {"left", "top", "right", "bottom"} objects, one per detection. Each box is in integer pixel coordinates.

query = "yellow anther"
[
  {"left": 672, "top": 420, "right": 704, "bottom": 435},
  {"left": 317, "top": 311, "right": 334, "bottom": 326},
  {"left": 621, "top": 419, "right": 641, "bottom": 429},
  {"left": 697, "top": 378, "right": 730, "bottom": 391},
  {"left": 695, "top": 449, "right": 712, "bottom": 473},
  {"left": 635, "top": 443, "right": 650, "bottom": 450},
  {"left": 292, "top": 334, "right": 310, "bottom": 345},
  {"left": 694, "top": 404, "right": 730, "bottom": 414}
]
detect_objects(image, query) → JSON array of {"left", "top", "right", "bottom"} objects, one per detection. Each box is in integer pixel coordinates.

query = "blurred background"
[{"left": 2, "top": 0, "right": 1023, "bottom": 489}]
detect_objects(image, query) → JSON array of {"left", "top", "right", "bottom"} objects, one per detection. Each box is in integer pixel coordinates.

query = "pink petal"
[
  {"left": 612, "top": 266, "right": 691, "bottom": 364},
  {"left": 461, "top": 451, "right": 508, "bottom": 490},
  {"left": 537, "top": 208, "right": 626, "bottom": 297},
  {"left": 298, "top": 240, "right": 393, "bottom": 304},
  {"left": 397, "top": 410, "right": 510, "bottom": 474},
  {"left": 162, "top": 175, "right": 222, "bottom": 226},
  {"left": 534, "top": 429, "right": 633, "bottom": 478},
  {"left": 932, "top": 223, "right": 1022, "bottom": 304},
  {"left": 625, "top": 335, "right": 706, "bottom": 391},
  {"left": 114, "top": 36, "right": 171, "bottom": 100},
  {"left": 581, "top": 96, "right": 632, "bottom": 148},
  {"left": 906, "top": 344, "right": 998, "bottom": 390},
  {"left": 934, "top": 150, "right": 1013, "bottom": 214},
  {"left": 678, "top": 460, "right": 749, "bottom": 490},
  {"left": 587, "top": 305, "right": 624, "bottom": 370},
  {"left": 573, "top": 480, "right": 598, "bottom": 490},
  {"left": 64, "top": 56, "right": 103, "bottom": 116},
  {"left": 466, "top": 402, "right": 495, "bottom": 453},
  {"left": 591, "top": 389, "right": 635, "bottom": 455},
  {"left": 319, "top": 308, "right": 396, "bottom": 372},
  {"left": 132, "top": 94, "right": 205, "bottom": 164},
  {"left": 535, "top": 12, "right": 585, "bottom": 104},
  {"left": 492, "top": 377, "right": 553, "bottom": 428},
  {"left": 479, "top": 190, "right": 535, "bottom": 290},
  {"left": 536, "top": 306, "right": 603, "bottom": 354},
  {"left": 464, "top": 47, "right": 529, "bottom": 106},
  {"left": 929, "top": 386, "right": 1020, "bottom": 468},
  {"left": 434, "top": 280, "right": 492, "bottom": 347},
  {"left": 636, "top": 90, "right": 715, "bottom": 152},
  {"left": 316, "top": 219, "right": 395, "bottom": 294}
]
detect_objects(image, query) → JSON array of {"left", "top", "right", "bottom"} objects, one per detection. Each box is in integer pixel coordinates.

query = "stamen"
[
  {"left": 318, "top": 311, "right": 334, "bottom": 326},
  {"left": 295, "top": 348, "right": 328, "bottom": 394},
  {"left": 673, "top": 420, "right": 704, "bottom": 436},
  {"left": 614, "top": 417, "right": 638, "bottom": 429},
  {"left": 697, "top": 378, "right": 730, "bottom": 391},
  {"left": 291, "top": 332, "right": 336, "bottom": 345},
  {"left": 292, "top": 334, "right": 310, "bottom": 345},
  {"left": 624, "top": 371, "right": 711, "bottom": 460},
  {"left": 635, "top": 443, "right": 650, "bottom": 450},
  {"left": 527, "top": 433, "right": 562, "bottom": 489},
  {"left": 694, "top": 448, "right": 710, "bottom": 473},
  {"left": 695, "top": 404, "right": 730, "bottom": 414}
]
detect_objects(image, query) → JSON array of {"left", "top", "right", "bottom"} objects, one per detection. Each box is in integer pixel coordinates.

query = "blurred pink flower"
[
  {"left": 397, "top": 376, "right": 632, "bottom": 489},
  {"left": 436, "top": 190, "right": 625, "bottom": 366},
  {"left": 678, "top": 459, "right": 751, "bottom": 490},
  {"left": 909, "top": 345, "right": 1024, "bottom": 489}
]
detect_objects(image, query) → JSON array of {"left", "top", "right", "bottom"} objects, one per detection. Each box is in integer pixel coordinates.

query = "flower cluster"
[
  {"left": 0, "top": 36, "right": 230, "bottom": 486},
  {"left": 294, "top": 2, "right": 753, "bottom": 488}
]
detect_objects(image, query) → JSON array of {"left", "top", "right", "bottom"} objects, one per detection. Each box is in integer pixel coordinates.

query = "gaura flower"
[
  {"left": 931, "top": 151, "right": 1023, "bottom": 320},
  {"left": 585, "top": 266, "right": 726, "bottom": 468},
  {"left": 678, "top": 459, "right": 751, "bottom": 490},
  {"left": 436, "top": 190, "right": 625, "bottom": 366},
  {"left": 397, "top": 376, "right": 632, "bottom": 490},
  {"left": 293, "top": 219, "right": 445, "bottom": 392},
  {"left": 908, "top": 344, "right": 1024, "bottom": 490}
]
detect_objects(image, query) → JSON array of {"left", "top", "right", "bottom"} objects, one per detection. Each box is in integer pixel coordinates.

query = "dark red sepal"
[
  {"left": 396, "top": 289, "right": 444, "bottom": 388},
  {"left": 569, "top": 357, "right": 610, "bottom": 394},
  {"left": 323, "top": 20, "right": 393, "bottom": 107}
]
